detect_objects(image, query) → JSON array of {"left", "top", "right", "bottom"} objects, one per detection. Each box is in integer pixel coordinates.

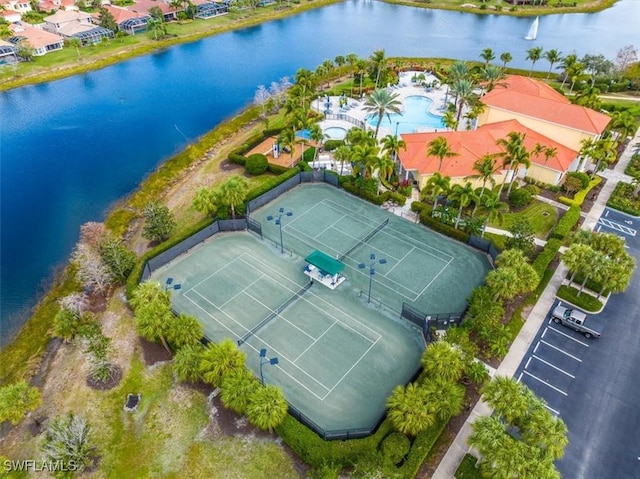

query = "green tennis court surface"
[{"left": 149, "top": 184, "right": 490, "bottom": 433}]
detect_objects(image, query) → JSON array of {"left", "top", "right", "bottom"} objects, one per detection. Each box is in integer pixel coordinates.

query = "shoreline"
[{"left": 0, "top": 0, "right": 619, "bottom": 92}]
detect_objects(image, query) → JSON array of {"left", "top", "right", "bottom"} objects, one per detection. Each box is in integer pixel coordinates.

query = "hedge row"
[
  {"left": 550, "top": 206, "right": 581, "bottom": 240},
  {"left": 531, "top": 238, "right": 562, "bottom": 279},
  {"left": 397, "top": 419, "right": 449, "bottom": 478},
  {"left": 246, "top": 168, "right": 300, "bottom": 202},
  {"left": 419, "top": 209, "right": 470, "bottom": 243},
  {"left": 342, "top": 182, "right": 385, "bottom": 205},
  {"left": 556, "top": 285, "right": 603, "bottom": 313},
  {"left": 558, "top": 176, "right": 601, "bottom": 207}
]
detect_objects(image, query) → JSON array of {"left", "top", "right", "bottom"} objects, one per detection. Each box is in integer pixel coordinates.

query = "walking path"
[{"left": 431, "top": 128, "right": 640, "bottom": 479}]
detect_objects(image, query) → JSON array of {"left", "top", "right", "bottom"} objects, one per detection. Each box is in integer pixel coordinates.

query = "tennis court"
[{"left": 149, "top": 183, "right": 490, "bottom": 434}]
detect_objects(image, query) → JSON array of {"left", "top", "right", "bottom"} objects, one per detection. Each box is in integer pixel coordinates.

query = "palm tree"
[
  {"left": 166, "top": 313, "right": 203, "bottom": 349},
  {"left": 424, "top": 172, "right": 451, "bottom": 211},
  {"left": 372, "top": 155, "right": 395, "bottom": 193},
  {"left": 480, "top": 47, "right": 495, "bottom": 65},
  {"left": 442, "top": 109, "right": 458, "bottom": 131},
  {"left": 345, "top": 127, "right": 376, "bottom": 148},
  {"left": 173, "top": 343, "right": 204, "bottom": 383},
  {"left": 482, "top": 376, "right": 536, "bottom": 426},
  {"left": 465, "top": 154, "right": 497, "bottom": 198},
  {"left": 486, "top": 267, "right": 519, "bottom": 301},
  {"left": 386, "top": 383, "right": 434, "bottom": 436},
  {"left": 131, "top": 282, "right": 172, "bottom": 352},
  {"left": 363, "top": 89, "right": 402, "bottom": 139},
  {"left": 544, "top": 48, "right": 563, "bottom": 79},
  {"left": 308, "top": 122, "right": 324, "bottom": 167},
  {"left": 500, "top": 51, "right": 513, "bottom": 68},
  {"left": 573, "top": 85, "right": 602, "bottom": 110},
  {"left": 495, "top": 131, "right": 530, "bottom": 197},
  {"left": 422, "top": 377, "right": 465, "bottom": 420},
  {"left": 220, "top": 368, "right": 259, "bottom": 414},
  {"left": 451, "top": 78, "right": 477, "bottom": 128},
  {"left": 526, "top": 46, "right": 544, "bottom": 76},
  {"left": 147, "top": 16, "right": 166, "bottom": 41},
  {"left": 380, "top": 133, "right": 406, "bottom": 165},
  {"left": 559, "top": 53, "right": 578, "bottom": 89},
  {"left": 562, "top": 243, "right": 592, "bottom": 285},
  {"left": 199, "top": 339, "right": 246, "bottom": 386},
  {"left": 245, "top": 384, "right": 288, "bottom": 432},
  {"left": 351, "top": 143, "right": 380, "bottom": 179},
  {"left": 42, "top": 413, "right": 97, "bottom": 473},
  {"left": 481, "top": 64, "right": 506, "bottom": 93},
  {"left": 369, "top": 49, "right": 387, "bottom": 88},
  {"left": 609, "top": 110, "right": 638, "bottom": 140},
  {"left": 426, "top": 136, "right": 458, "bottom": 173},
  {"left": 420, "top": 341, "right": 465, "bottom": 382},
  {"left": 480, "top": 195, "right": 509, "bottom": 238},
  {"left": 193, "top": 187, "right": 219, "bottom": 217},
  {"left": 449, "top": 182, "right": 478, "bottom": 229},
  {"left": 277, "top": 128, "right": 296, "bottom": 167},
  {"left": 333, "top": 145, "right": 351, "bottom": 176},
  {"left": 219, "top": 176, "right": 248, "bottom": 220},
  {"left": 578, "top": 249, "right": 605, "bottom": 295}
]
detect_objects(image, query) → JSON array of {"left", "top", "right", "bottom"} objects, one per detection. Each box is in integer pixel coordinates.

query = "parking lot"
[{"left": 515, "top": 301, "right": 592, "bottom": 415}]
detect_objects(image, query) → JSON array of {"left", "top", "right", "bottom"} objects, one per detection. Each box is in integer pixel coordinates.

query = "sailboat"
[{"left": 525, "top": 16, "right": 539, "bottom": 41}]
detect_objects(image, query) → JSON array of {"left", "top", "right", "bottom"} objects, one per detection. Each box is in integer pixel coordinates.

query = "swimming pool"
[
  {"left": 366, "top": 95, "right": 445, "bottom": 134},
  {"left": 323, "top": 126, "right": 348, "bottom": 140}
]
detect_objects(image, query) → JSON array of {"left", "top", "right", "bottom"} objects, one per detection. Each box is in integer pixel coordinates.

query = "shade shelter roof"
[{"left": 305, "top": 250, "right": 344, "bottom": 276}]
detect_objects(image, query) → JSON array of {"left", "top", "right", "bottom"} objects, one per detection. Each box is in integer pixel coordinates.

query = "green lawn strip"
[
  {"left": 607, "top": 182, "right": 640, "bottom": 216},
  {"left": 172, "top": 439, "right": 300, "bottom": 479},
  {"left": 482, "top": 232, "right": 506, "bottom": 251},
  {"left": 96, "top": 358, "right": 209, "bottom": 476},
  {"left": 556, "top": 285, "right": 603, "bottom": 312},
  {"left": 0, "top": 269, "right": 80, "bottom": 385},
  {"left": 381, "top": 0, "right": 616, "bottom": 16},
  {"left": 488, "top": 202, "right": 557, "bottom": 238},
  {"left": 455, "top": 454, "right": 482, "bottom": 479}
]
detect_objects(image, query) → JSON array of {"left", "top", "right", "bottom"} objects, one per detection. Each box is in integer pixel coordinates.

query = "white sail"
[{"left": 525, "top": 16, "right": 539, "bottom": 41}]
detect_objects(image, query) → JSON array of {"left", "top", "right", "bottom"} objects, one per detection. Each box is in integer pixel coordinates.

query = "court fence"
[
  {"left": 468, "top": 234, "right": 500, "bottom": 265},
  {"left": 401, "top": 302, "right": 466, "bottom": 344}
]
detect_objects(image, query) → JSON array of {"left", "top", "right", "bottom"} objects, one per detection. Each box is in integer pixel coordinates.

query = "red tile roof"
[
  {"left": 129, "top": 0, "right": 175, "bottom": 15},
  {"left": 398, "top": 119, "right": 578, "bottom": 178},
  {"left": 102, "top": 4, "right": 145, "bottom": 23},
  {"left": 9, "top": 23, "right": 64, "bottom": 49},
  {"left": 481, "top": 75, "right": 611, "bottom": 135}
]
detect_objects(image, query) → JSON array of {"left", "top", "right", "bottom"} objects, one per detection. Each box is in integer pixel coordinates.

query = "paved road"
[{"left": 514, "top": 207, "right": 640, "bottom": 479}]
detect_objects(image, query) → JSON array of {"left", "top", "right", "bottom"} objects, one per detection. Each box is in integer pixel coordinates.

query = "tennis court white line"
[
  {"left": 383, "top": 246, "right": 416, "bottom": 276},
  {"left": 293, "top": 322, "right": 336, "bottom": 363},
  {"left": 321, "top": 336, "right": 381, "bottom": 401},
  {"left": 217, "top": 274, "right": 266, "bottom": 309},
  {"left": 411, "top": 255, "right": 453, "bottom": 299},
  {"left": 239, "top": 254, "right": 381, "bottom": 343},
  {"left": 244, "top": 290, "right": 317, "bottom": 342},
  {"left": 186, "top": 288, "right": 333, "bottom": 398},
  {"left": 183, "top": 256, "right": 245, "bottom": 294},
  {"left": 321, "top": 198, "right": 454, "bottom": 261},
  {"left": 312, "top": 213, "right": 349, "bottom": 240},
  {"left": 281, "top": 201, "right": 324, "bottom": 229}
]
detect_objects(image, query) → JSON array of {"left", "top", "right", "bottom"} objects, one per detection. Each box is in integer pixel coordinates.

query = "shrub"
[
  {"left": 411, "top": 201, "right": 427, "bottom": 213},
  {"left": 245, "top": 153, "right": 268, "bottom": 175},
  {"left": 508, "top": 188, "right": 533, "bottom": 208},
  {"left": 419, "top": 209, "right": 470, "bottom": 243},
  {"left": 323, "top": 139, "right": 344, "bottom": 151},
  {"left": 624, "top": 153, "right": 640, "bottom": 177},
  {"left": 381, "top": 433, "right": 411, "bottom": 465},
  {"left": 559, "top": 176, "right": 601, "bottom": 207},
  {"left": 531, "top": 238, "right": 562, "bottom": 279},
  {"left": 524, "top": 184, "right": 540, "bottom": 196},
  {"left": 228, "top": 152, "right": 247, "bottom": 166},
  {"left": 566, "top": 171, "right": 590, "bottom": 189},
  {"left": 550, "top": 206, "right": 581, "bottom": 240},
  {"left": 342, "top": 181, "right": 385, "bottom": 205}
]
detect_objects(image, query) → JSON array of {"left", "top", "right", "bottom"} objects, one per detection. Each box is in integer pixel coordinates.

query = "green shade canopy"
[{"left": 305, "top": 250, "right": 345, "bottom": 276}]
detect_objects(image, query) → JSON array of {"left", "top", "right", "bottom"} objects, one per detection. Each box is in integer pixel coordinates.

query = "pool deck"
[{"left": 313, "top": 71, "right": 465, "bottom": 139}]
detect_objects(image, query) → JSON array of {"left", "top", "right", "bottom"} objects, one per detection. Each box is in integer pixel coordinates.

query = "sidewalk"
[{"left": 431, "top": 128, "right": 640, "bottom": 479}]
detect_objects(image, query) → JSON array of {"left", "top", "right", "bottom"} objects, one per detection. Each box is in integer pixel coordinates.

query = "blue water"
[
  {"left": 1, "top": 0, "right": 638, "bottom": 345},
  {"left": 366, "top": 96, "right": 445, "bottom": 133},
  {"left": 324, "top": 127, "right": 348, "bottom": 140}
]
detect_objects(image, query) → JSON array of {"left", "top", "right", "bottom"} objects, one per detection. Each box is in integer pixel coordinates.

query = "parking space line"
[
  {"left": 541, "top": 328, "right": 547, "bottom": 339},
  {"left": 545, "top": 325, "right": 590, "bottom": 347},
  {"left": 545, "top": 404, "right": 560, "bottom": 415},
  {"left": 534, "top": 342, "right": 540, "bottom": 354},
  {"left": 522, "top": 371, "right": 568, "bottom": 396},
  {"left": 540, "top": 339, "right": 583, "bottom": 362},
  {"left": 532, "top": 355, "right": 575, "bottom": 378},
  {"left": 525, "top": 357, "right": 532, "bottom": 369}
]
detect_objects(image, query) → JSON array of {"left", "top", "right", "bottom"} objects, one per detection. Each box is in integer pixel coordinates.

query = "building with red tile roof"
[
  {"left": 128, "top": 0, "right": 179, "bottom": 21},
  {"left": 8, "top": 22, "right": 64, "bottom": 56},
  {"left": 38, "top": 0, "right": 78, "bottom": 12},
  {"left": 398, "top": 119, "right": 578, "bottom": 189},
  {"left": 478, "top": 75, "right": 611, "bottom": 151}
]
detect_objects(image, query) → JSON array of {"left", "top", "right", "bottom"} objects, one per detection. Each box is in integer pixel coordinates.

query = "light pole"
[
  {"left": 165, "top": 277, "right": 182, "bottom": 292},
  {"left": 395, "top": 121, "right": 400, "bottom": 139},
  {"left": 259, "top": 348, "right": 279, "bottom": 386},
  {"left": 358, "top": 253, "right": 387, "bottom": 303},
  {"left": 267, "top": 207, "right": 293, "bottom": 254}
]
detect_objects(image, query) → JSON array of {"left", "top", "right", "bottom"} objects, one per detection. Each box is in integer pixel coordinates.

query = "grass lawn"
[
  {"left": 488, "top": 202, "right": 558, "bottom": 238},
  {"left": 455, "top": 454, "right": 482, "bottom": 479},
  {"left": 383, "top": 0, "right": 616, "bottom": 15},
  {"left": 557, "top": 285, "right": 603, "bottom": 313}
]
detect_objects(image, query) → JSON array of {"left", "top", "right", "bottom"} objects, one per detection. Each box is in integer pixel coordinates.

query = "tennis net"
[
  {"left": 237, "top": 281, "right": 312, "bottom": 346},
  {"left": 338, "top": 218, "right": 389, "bottom": 261}
]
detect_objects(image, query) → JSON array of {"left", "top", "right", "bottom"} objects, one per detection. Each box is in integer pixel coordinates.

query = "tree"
[
  {"left": 166, "top": 313, "right": 203, "bottom": 349},
  {"left": 245, "top": 384, "right": 288, "bottom": 432},
  {"left": 422, "top": 377, "right": 465, "bottom": 420},
  {"left": 147, "top": 14, "right": 167, "bottom": 41},
  {"left": 277, "top": 126, "right": 297, "bottom": 167},
  {"left": 500, "top": 51, "right": 513, "bottom": 68},
  {"left": 427, "top": 136, "right": 458, "bottom": 173},
  {"left": 199, "top": 338, "right": 246, "bottom": 386},
  {"left": 72, "top": 243, "right": 113, "bottom": 294},
  {"left": 581, "top": 54, "right": 614, "bottom": 87},
  {"left": 142, "top": 201, "right": 176, "bottom": 243},
  {"left": 450, "top": 78, "right": 477, "bottom": 128},
  {"left": 79, "top": 221, "right": 107, "bottom": 248},
  {"left": 369, "top": 49, "right": 388, "bottom": 88},
  {"left": 562, "top": 243, "right": 593, "bottom": 285},
  {"left": 466, "top": 154, "right": 497, "bottom": 199},
  {"left": 543, "top": 48, "right": 563, "bottom": 79},
  {"left": 495, "top": 131, "right": 530, "bottom": 197},
  {"left": 254, "top": 84, "right": 271, "bottom": 118},
  {"left": 505, "top": 219, "right": 536, "bottom": 258},
  {"left": 98, "top": 6, "right": 117, "bottom": 31},
  {"left": 308, "top": 122, "right": 324, "bottom": 167},
  {"left": 173, "top": 343, "right": 204, "bottom": 383},
  {"left": 220, "top": 368, "right": 259, "bottom": 414},
  {"left": 449, "top": 182, "right": 477, "bottom": 229},
  {"left": 386, "top": 383, "right": 434, "bottom": 436},
  {"left": 609, "top": 110, "right": 638, "bottom": 140},
  {"left": 481, "top": 64, "right": 505, "bottom": 93},
  {"left": 350, "top": 142, "right": 380, "bottom": 179},
  {"left": 218, "top": 176, "right": 248, "bottom": 220},
  {"left": 421, "top": 340, "right": 465, "bottom": 382},
  {"left": 480, "top": 195, "right": 508, "bottom": 238},
  {"left": 131, "top": 282, "right": 173, "bottom": 352},
  {"left": 479, "top": 47, "right": 495, "bottom": 65},
  {"left": 0, "top": 382, "right": 41, "bottom": 425},
  {"left": 615, "top": 44, "right": 638, "bottom": 73},
  {"left": 41, "top": 413, "right": 97, "bottom": 473},
  {"left": 67, "top": 37, "right": 81, "bottom": 61},
  {"left": 99, "top": 236, "right": 136, "bottom": 284},
  {"left": 362, "top": 88, "right": 402, "bottom": 139},
  {"left": 424, "top": 172, "right": 451, "bottom": 211},
  {"left": 333, "top": 145, "right": 351, "bottom": 176},
  {"left": 192, "top": 187, "right": 219, "bottom": 217},
  {"left": 485, "top": 267, "right": 519, "bottom": 301},
  {"left": 380, "top": 133, "right": 406, "bottom": 165},
  {"left": 525, "top": 46, "right": 544, "bottom": 76}
]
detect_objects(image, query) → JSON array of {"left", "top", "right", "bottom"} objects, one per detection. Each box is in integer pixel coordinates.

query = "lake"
[{"left": 1, "top": 0, "right": 638, "bottom": 345}]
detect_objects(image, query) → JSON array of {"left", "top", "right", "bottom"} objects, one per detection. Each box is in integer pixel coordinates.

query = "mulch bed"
[
  {"left": 86, "top": 365, "right": 123, "bottom": 391},
  {"left": 140, "top": 338, "right": 173, "bottom": 366},
  {"left": 219, "top": 159, "right": 243, "bottom": 172}
]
